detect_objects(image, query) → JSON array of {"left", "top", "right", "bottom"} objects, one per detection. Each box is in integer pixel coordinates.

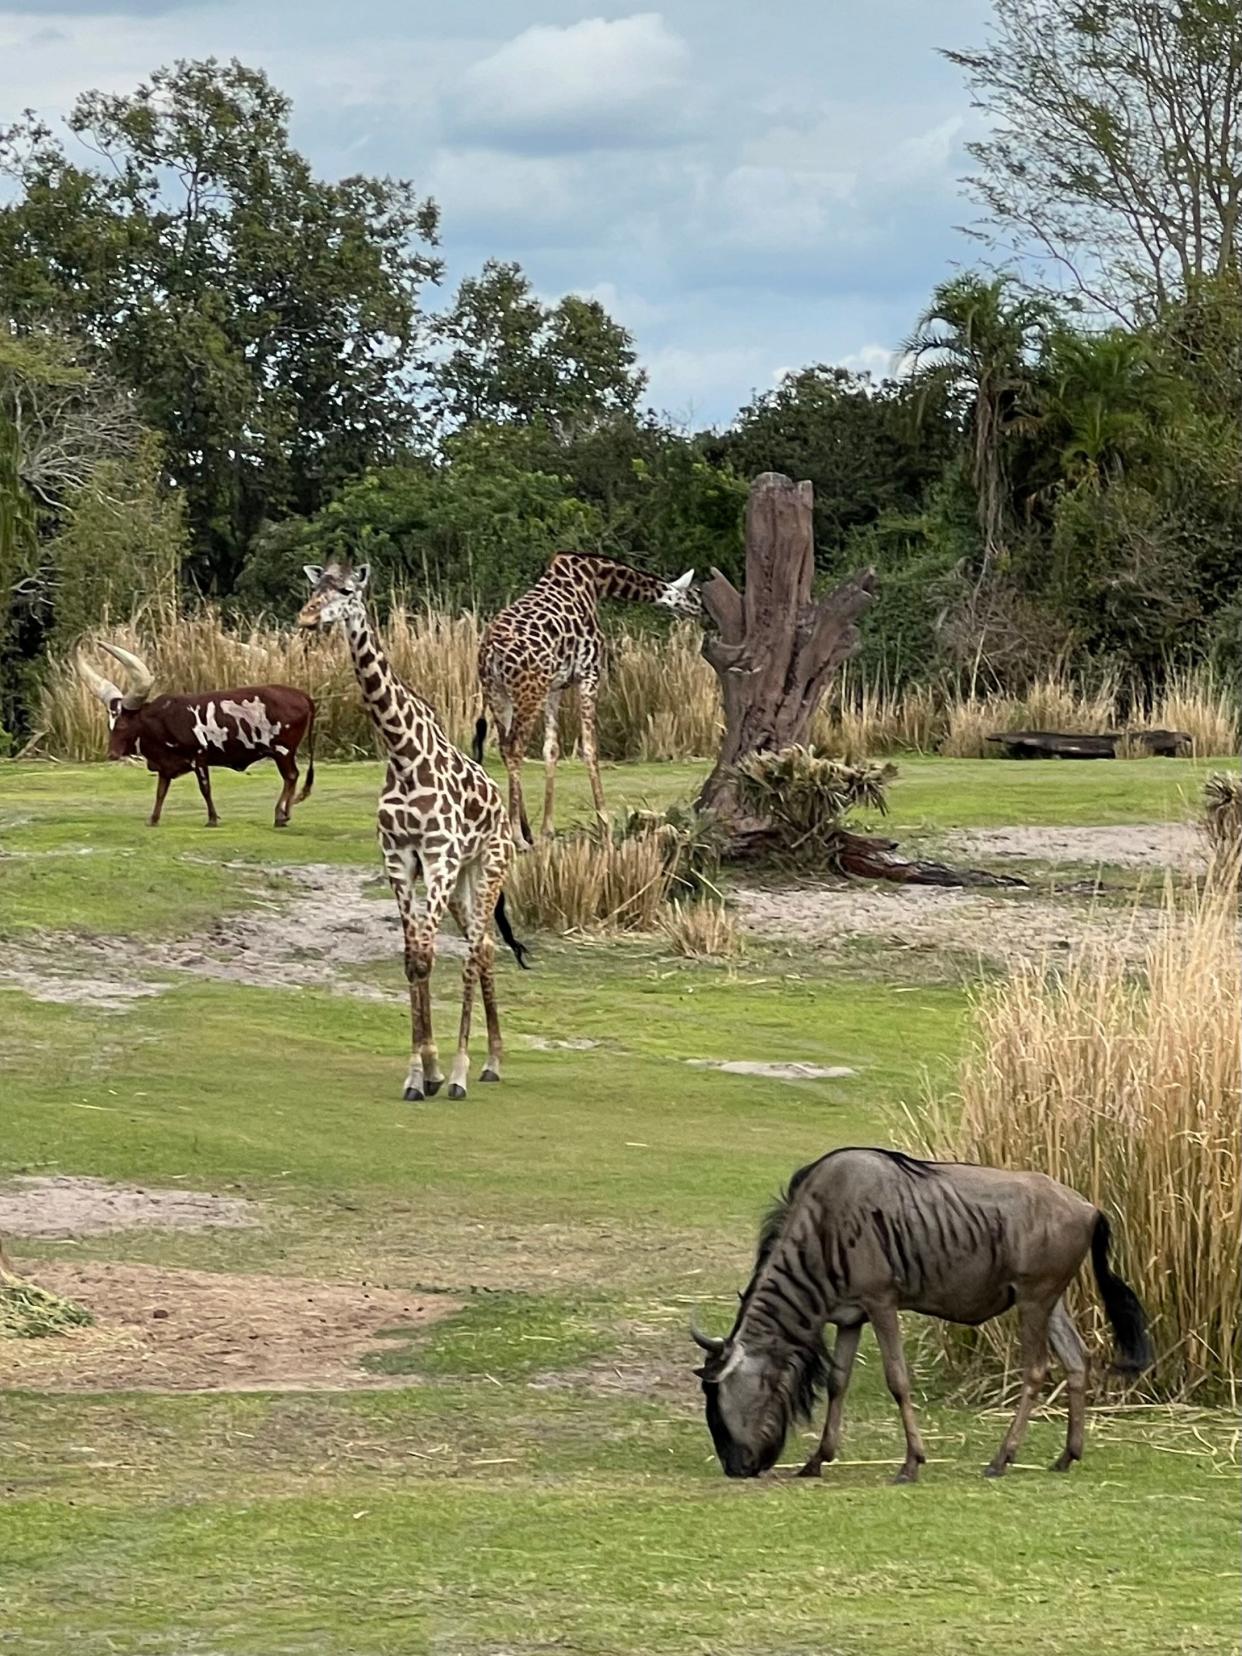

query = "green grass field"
[{"left": 0, "top": 756, "right": 1235, "bottom": 1655}]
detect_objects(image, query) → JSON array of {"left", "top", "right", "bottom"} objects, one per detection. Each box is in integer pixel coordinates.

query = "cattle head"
[
  {"left": 691, "top": 1325, "right": 788, "bottom": 1479},
  {"left": 76, "top": 644, "right": 155, "bottom": 759},
  {"left": 298, "top": 562, "right": 370, "bottom": 630},
  {"left": 656, "top": 569, "right": 701, "bottom": 617}
]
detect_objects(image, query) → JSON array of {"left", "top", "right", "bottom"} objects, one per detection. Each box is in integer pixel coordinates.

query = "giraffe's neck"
[
  {"left": 546, "top": 554, "right": 668, "bottom": 606},
  {"left": 342, "top": 605, "right": 433, "bottom": 757}
]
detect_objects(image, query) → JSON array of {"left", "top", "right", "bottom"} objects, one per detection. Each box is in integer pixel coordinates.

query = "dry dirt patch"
[
  {"left": 945, "top": 822, "right": 1207, "bottom": 870},
  {"left": 0, "top": 862, "right": 466, "bottom": 1011},
  {"left": 0, "top": 1175, "right": 260, "bottom": 1239},
  {"left": 0, "top": 1260, "right": 455, "bottom": 1392}
]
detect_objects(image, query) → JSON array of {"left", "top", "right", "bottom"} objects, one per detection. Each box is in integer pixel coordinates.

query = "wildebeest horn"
[
  {"left": 690, "top": 1322, "right": 726, "bottom": 1356},
  {"left": 99, "top": 642, "right": 155, "bottom": 710},
  {"left": 75, "top": 651, "right": 122, "bottom": 708}
]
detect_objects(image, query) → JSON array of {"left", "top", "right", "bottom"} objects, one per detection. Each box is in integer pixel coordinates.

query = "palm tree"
[{"left": 905, "top": 275, "right": 1052, "bottom": 571}]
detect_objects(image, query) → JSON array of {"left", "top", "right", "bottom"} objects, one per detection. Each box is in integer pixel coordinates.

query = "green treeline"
[{"left": 2, "top": 5, "right": 1240, "bottom": 747}]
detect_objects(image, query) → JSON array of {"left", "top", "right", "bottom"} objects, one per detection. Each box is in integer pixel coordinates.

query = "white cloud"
[
  {"left": 451, "top": 13, "right": 690, "bottom": 152},
  {"left": 837, "top": 342, "right": 903, "bottom": 379}
]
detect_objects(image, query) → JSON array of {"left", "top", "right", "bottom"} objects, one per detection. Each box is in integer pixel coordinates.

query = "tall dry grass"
[
  {"left": 33, "top": 602, "right": 1239, "bottom": 764},
  {"left": 913, "top": 871, "right": 1241, "bottom": 1401},
  {"left": 505, "top": 825, "right": 686, "bottom": 935}
]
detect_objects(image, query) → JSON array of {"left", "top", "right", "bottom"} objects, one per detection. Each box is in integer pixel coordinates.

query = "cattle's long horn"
[
  {"left": 75, "top": 651, "right": 122, "bottom": 708},
  {"left": 99, "top": 642, "right": 155, "bottom": 710},
  {"left": 690, "top": 1323, "right": 726, "bottom": 1356}
]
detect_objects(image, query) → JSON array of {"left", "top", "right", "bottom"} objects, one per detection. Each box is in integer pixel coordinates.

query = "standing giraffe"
[
  {"left": 298, "top": 561, "right": 528, "bottom": 1102},
  {"left": 475, "top": 553, "right": 700, "bottom": 844}
]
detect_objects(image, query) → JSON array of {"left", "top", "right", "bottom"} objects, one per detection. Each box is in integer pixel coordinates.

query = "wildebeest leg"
[
  {"left": 797, "top": 1321, "right": 863, "bottom": 1478},
  {"left": 984, "top": 1297, "right": 1053, "bottom": 1477},
  {"left": 1047, "top": 1297, "right": 1088, "bottom": 1472},
  {"left": 540, "top": 688, "right": 563, "bottom": 839},
  {"left": 193, "top": 764, "right": 219, "bottom": 827},
  {"left": 868, "top": 1302, "right": 926, "bottom": 1483},
  {"left": 577, "top": 679, "right": 608, "bottom": 827},
  {"left": 273, "top": 751, "right": 299, "bottom": 827},
  {"left": 148, "top": 773, "right": 172, "bottom": 827}
]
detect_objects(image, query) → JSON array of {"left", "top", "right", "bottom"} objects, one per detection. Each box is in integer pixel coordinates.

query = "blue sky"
[{"left": 0, "top": 0, "right": 995, "bottom": 425}]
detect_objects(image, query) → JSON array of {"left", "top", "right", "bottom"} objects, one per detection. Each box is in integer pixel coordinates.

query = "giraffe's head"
[
  {"left": 298, "top": 562, "right": 370, "bottom": 630},
  {"left": 655, "top": 568, "right": 701, "bottom": 617}
]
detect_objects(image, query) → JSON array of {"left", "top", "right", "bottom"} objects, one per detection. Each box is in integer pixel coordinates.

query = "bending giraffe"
[
  {"left": 475, "top": 553, "right": 700, "bottom": 844},
  {"left": 298, "top": 562, "right": 529, "bottom": 1102}
]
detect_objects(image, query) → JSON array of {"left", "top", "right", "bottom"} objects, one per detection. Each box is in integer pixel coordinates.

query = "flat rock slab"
[
  {"left": 0, "top": 1175, "right": 261, "bottom": 1239},
  {"left": 0, "top": 1260, "right": 455, "bottom": 1393},
  {"left": 686, "top": 1059, "right": 857, "bottom": 1081}
]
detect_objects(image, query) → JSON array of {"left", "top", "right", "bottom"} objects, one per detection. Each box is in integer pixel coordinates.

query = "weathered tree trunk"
[{"left": 696, "top": 471, "right": 877, "bottom": 823}]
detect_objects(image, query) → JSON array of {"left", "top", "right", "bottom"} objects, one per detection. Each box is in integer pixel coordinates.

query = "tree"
[
  {"left": 430, "top": 261, "right": 645, "bottom": 437},
  {"left": 0, "top": 59, "right": 441, "bottom": 593},
  {"left": 714, "top": 365, "right": 956, "bottom": 560},
  {"left": 947, "top": 0, "right": 1242, "bottom": 319},
  {"left": 696, "top": 472, "right": 877, "bottom": 824},
  {"left": 904, "top": 274, "right": 1050, "bottom": 569}
]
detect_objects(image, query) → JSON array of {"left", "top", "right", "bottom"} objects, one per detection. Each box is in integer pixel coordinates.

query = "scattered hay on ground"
[
  {"left": 0, "top": 1176, "right": 261, "bottom": 1239},
  {"left": 0, "top": 1260, "right": 456, "bottom": 1392}
]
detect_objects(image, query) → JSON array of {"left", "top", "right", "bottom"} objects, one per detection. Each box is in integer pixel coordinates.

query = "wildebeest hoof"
[
  {"left": 447, "top": 1083, "right": 467, "bottom": 1100},
  {"left": 1050, "top": 1452, "right": 1078, "bottom": 1473},
  {"left": 423, "top": 1077, "right": 444, "bottom": 1097},
  {"left": 795, "top": 1461, "right": 822, "bottom": 1479},
  {"left": 892, "top": 1466, "right": 921, "bottom": 1485},
  {"left": 402, "top": 1084, "right": 425, "bottom": 1103},
  {"left": 983, "top": 1461, "right": 1009, "bottom": 1478},
  {"left": 274, "top": 818, "right": 289, "bottom": 829},
  {"left": 204, "top": 820, "right": 220, "bottom": 829},
  {"left": 479, "top": 1069, "right": 500, "bottom": 1083}
]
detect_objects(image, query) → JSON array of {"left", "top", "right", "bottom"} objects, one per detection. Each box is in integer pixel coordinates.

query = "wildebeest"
[
  {"left": 77, "top": 642, "right": 316, "bottom": 829},
  {"left": 691, "top": 1147, "right": 1152, "bottom": 1483}
]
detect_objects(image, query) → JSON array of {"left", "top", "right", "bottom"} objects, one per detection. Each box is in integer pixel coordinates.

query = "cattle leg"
[
  {"left": 984, "top": 1298, "right": 1053, "bottom": 1477},
  {"left": 797, "top": 1321, "right": 863, "bottom": 1478},
  {"left": 868, "top": 1302, "right": 927, "bottom": 1483},
  {"left": 540, "top": 688, "right": 563, "bottom": 839},
  {"left": 1047, "top": 1297, "right": 1088, "bottom": 1472},
  {"left": 193, "top": 765, "right": 220, "bottom": 827},
  {"left": 148, "top": 773, "right": 172, "bottom": 826},
  {"left": 273, "top": 753, "right": 299, "bottom": 827}
]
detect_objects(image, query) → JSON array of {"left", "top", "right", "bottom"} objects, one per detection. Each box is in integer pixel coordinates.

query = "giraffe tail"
[
  {"left": 494, "top": 890, "right": 531, "bottom": 970},
  {"left": 472, "top": 716, "right": 488, "bottom": 763}
]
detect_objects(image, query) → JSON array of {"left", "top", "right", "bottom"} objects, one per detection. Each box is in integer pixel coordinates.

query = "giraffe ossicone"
[{"left": 298, "top": 560, "right": 528, "bottom": 1103}]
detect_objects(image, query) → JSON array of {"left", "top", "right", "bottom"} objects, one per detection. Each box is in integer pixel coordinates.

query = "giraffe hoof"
[
  {"left": 447, "top": 1083, "right": 467, "bottom": 1100},
  {"left": 402, "top": 1085, "right": 425, "bottom": 1103},
  {"left": 479, "top": 1069, "right": 500, "bottom": 1083},
  {"left": 423, "top": 1077, "right": 444, "bottom": 1097},
  {"left": 795, "top": 1462, "right": 822, "bottom": 1479}
]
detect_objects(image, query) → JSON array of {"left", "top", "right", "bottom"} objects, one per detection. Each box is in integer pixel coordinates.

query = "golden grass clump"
[
  {"left": 505, "top": 825, "right": 683, "bottom": 935},
  {"left": 595, "top": 621, "right": 720, "bottom": 761},
  {"left": 660, "top": 898, "right": 742, "bottom": 959},
  {"left": 1146, "top": 665, "right": 1239, "bottom": 758},
  {"left": 734, "top": 747, "right": 893, "bottom": 858},
  {"left": 811, "top": 672, "right": 941, "bottom": 759},
  {"left": 914, "top": 874, "right": 1241, "bottom": 1400},
  {"left": 1203, "top": 771, "right": 1242, "bottom": 855}
]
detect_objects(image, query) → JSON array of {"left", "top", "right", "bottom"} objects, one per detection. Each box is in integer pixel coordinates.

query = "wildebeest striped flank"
[{"left": 692, "top": 1147, "right": 1152, "bottom": 1482}]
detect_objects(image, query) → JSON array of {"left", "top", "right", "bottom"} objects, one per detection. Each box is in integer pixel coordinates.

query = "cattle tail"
[
  {"left": 77, "top": 642, "right": 316, "bottom": 829},
  {"left": 691, "top": 1147, "right": 1152, "bottom": 1483}
]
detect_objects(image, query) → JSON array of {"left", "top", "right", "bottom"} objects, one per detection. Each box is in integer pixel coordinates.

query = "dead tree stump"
[{"left": 696, "top": 471, "right": 877, "bottom": 825}]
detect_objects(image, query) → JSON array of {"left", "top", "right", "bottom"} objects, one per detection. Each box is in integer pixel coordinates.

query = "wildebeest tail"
[
  {"left": 494, "top": 889, "right": 531, "bottom": 969},
  {"left": 1091, "top": 1212, "right": 1153, "bottom": 1374},
  {"left": 472, "top": 716, "right": 487, "bottom": 763},
  {"left": 296, "top": 700, "right": 317, "bottom": 802}
]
